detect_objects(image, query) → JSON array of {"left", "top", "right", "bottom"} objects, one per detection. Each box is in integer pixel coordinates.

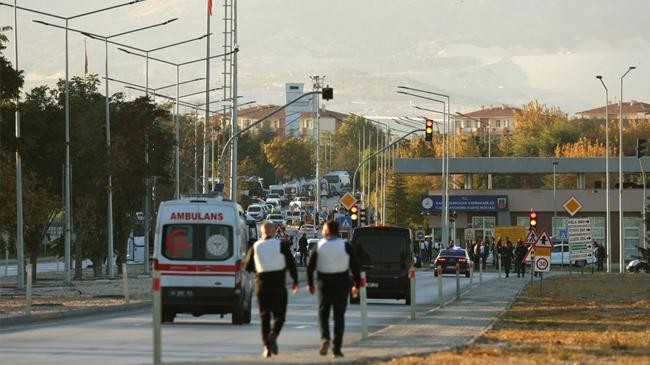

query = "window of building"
[
  {"left": 495, "top": 120, "right": 501, "bottom": 128},
  {"left": 472, "top": 216, "right": 496, "bottom": 242},
  {"left": 516, "top": 216, "right": 529, "bottom": 228},
  {"left": 623, "top": 217, "right": 641, "bottom": 260}
]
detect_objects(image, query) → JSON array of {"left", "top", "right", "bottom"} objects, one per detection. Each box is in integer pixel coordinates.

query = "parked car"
[
  {"left": 550, "top": 242, "right": 596, "bottom": 266},
  {"left": 432, "top": 248, "right": 472, "bottom": 277},
  {"left": 246, "top": 204, "right": 265, "bottom": 221},
  {"left": 299, "top": 224, "right": 317, "bottom": 238},
  {"left": 267, "top": 214, "right": 285, "bottom": 226},
  {"left": 289, "top": 197, "right": 310, "bottom": 210}
]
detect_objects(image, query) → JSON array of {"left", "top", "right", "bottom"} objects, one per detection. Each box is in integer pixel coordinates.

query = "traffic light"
[
  {"left": 425, "top": 119, "right": 434, "bottom": 142},
  {"left": 529, "top": 210, "right": 537, "bottom": 230},
  {"left": 637, "top": 138, "right": 648, "bottom": 158},
  {"left": 322, "top": 86, "right": 334, "bottom": 101},
  {"left": 350, "top": 205, "right": 359, "bottom": 227},
  {"left": 360, "top": 207, "right": 367, "bottom": 225}
]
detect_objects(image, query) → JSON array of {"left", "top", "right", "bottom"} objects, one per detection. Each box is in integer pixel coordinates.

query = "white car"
[
  {"left": 289, "top": 197, "right": 310, "bottom": 210},
  {"left": 267, "top": 214, "right": 285, "bottom": 226},
  {"left": 266, "top": 198, "right": 281, "bottom": 210},
  {"left": 550, "top": 242, "right": 596, "bottom": 265},
  {"left": 246, "top": 204, "right": 265, "bottom": 221},
  {"left": 300, "top": 224, "right": 318, "bottom": 238}
]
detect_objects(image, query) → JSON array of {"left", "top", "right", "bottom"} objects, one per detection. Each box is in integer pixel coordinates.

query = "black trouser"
[
  {"left": 503, "top": 258, "right": 512, "bottom": 276},
  {"left": 597, "top": 258, "right": 604, "bottom": 271},
  {"left": 317, "top": 272, "right": 349, "bottom": 352},
  {"left": 257, "top": 285, "right": 287, "bottom": 347},
  {"left": 515, "top": 260, "right": 525, "bottom": 276}
]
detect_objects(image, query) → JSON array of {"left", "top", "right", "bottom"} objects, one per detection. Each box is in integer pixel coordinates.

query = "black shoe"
[
  {"left": 332, "top": 350, "right": 344, "bottom": 358},
  {"left": 268, "top": 334, "right": 278, "bottom": 355},
  {"left": 319, "top": 340, "right": 330, "bottom": 356},
  {"left": 262, "top": 346, "right": 272, "bottom": 358}
]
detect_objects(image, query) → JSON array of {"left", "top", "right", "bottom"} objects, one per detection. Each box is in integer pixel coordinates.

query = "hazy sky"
[{"left": 2, "top": 0, "right": 649, "bottom": 119}]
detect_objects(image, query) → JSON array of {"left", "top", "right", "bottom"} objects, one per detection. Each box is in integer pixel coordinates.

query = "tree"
[{"left": 263, "top": 136, "right": 315, "bottom": 180}]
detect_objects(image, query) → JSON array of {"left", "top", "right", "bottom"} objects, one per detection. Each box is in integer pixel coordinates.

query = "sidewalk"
[{"left": 170, "top": 275, "right": 527, "bottom": 365}]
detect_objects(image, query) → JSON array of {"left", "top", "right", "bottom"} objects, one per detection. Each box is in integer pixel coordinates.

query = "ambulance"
[{"left": 153, "top": 194, "right": 254, "bottom": 324}]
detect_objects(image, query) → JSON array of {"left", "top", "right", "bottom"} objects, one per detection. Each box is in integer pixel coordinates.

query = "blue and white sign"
[
  {"left": 557, "top": 229, "right": 568, "bottom": 241},
  {"left": 339, "top": 215, "right": 352, "bottom": 230},
  {"left": 420, "top": 195, "right": 509, "bottom": 212}
]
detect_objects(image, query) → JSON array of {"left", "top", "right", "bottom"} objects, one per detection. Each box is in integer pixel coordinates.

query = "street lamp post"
[
  {"left": 596, "top": 75, "right": 612, "bottom": 272},
  {"left": 3, "top": 0, "right": 144, "bottom": 287},
  {"left": 397, "top": 90, "right": 449, "bottom": 245},
  {"left": 553, "top": 161, "right": 560, "bottom": 271},
  {"left": 82, "top": 19, "right": 177, "bottom": 278},
  {"left": 619, "top": 66, "right": 636, "bottom": 273}
]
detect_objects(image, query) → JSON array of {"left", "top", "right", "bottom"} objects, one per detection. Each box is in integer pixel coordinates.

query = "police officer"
[
  {"left": 307, "top": 220, "right": 360, "bottom": 358},
  {"left": 244, "top": 221, "right": 299, "bottom": 358}
]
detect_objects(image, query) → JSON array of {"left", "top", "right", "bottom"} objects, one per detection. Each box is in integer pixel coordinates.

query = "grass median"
[{"left": 372, "top": 273, "right": 650, "bottom": 365}]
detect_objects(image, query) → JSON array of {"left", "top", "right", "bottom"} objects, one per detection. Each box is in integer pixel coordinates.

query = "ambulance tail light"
[
  {"left": 152, "top": 258, "right": 159, "bottom": 271},
  {"left": 234, "top": 259, "right": 242, "bottom": 289},
  {"left": 458, "top": 258, "right": 467, "bottom": 263}
]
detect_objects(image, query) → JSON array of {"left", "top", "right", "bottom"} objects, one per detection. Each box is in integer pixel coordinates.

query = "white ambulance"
[{"left": 153, "top": 194, "right": 254, "bottom": 324}]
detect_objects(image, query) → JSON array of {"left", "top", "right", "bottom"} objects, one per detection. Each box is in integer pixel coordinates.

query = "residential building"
[
  {"left": 576, "top": 100, "right": 650, "bottom": 121},
  {"left": 457, "top": 105, "right": 521, "bottom": 136}
]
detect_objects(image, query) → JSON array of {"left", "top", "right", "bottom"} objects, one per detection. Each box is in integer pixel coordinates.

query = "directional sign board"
[{"left": 567, "top": 218, "right": 593, "bottom": 261}]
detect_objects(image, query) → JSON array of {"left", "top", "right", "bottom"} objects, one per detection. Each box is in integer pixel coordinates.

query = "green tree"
[{"left": 263, "top": 136, "right": 315, "bottom": 180}]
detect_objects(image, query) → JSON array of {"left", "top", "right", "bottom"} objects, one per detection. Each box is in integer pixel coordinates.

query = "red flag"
[
  {"left": 84, "top": 39, "right": 88, "bottom": 75},
  {"left": 208, "top": 0, "right": 213, "bottom": 16}
]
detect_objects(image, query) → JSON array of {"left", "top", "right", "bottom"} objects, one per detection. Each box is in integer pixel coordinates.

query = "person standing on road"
[
  {"left": 307, "top": 220, "right": 360, "bottom": 358},
  {"left": 298, "top": 233, "right": 309, "bottom": 267},
  {"left": 501, "top": 241, "right": 514, "bottom": 277},
  {"left": 244, "top": 221, "right": 299, "bottom": 358},
  {"left": 595, "top": 241, "right": 606, "bottom": 271},
  {"left": 515, "top": 240, "right": 527, "bottom": 278}
]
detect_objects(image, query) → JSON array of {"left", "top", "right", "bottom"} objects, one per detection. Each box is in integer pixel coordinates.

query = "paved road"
[{"left": 0, "top": 271, "right": 501, "bottom": 365}]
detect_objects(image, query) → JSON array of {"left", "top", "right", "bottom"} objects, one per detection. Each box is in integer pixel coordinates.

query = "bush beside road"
[{"left": 372, "top": 273, "right": 650, "bottom": 365}]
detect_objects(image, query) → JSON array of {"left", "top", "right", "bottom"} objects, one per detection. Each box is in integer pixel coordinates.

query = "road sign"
[
  {"left": 525, "top": 230, "right": 538, "bottom": 244},
  {"left": 535, "top": 256, "right": 550, "bottom": 272},
  {"left": 563, "top": 196, "right": 583, "bottom": 216},
  {"left": 558, "top": 228, "right": 568, "bottom": 241},
  {"left": 339, "top": 215, "right": 352, "bottom": 230},
  {"left": 339, "top": 192, "right": 357, "bottom": 210},
  {"left": 567, "top": 218, "right": 593, "bottom": 262},
  {"left": 274, "top": 224, "right": 289, "bottom": 241},
  {"left": 523, "top": 246, "right": 535, "bottom": 263},
  {"left": 535, "top": 230, "right": 553, "bottom": 248},
  {"left": 415, "top": 230, "right": 425, "bottom": 241}
]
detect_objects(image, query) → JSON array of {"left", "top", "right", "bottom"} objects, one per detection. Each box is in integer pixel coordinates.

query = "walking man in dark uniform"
[
  {"left": 298, "top": 233, "right": 308, "bottom": 266},
  {"left": 307, "top": 220, "right": 360, "bottom": 358},
  {"left": 244, "top": 221, "right": 299, "bottom": 358},
  {"left": 515, "top": 240, "right": 527, "bottom": 277},
  {"left": 501, "top": 241, "right": 514, "bottom": 277}
]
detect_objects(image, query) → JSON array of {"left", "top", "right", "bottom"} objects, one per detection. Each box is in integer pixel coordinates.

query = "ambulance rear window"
[{"left": 162, "top": 224, "right": 233, "bottom": 261}]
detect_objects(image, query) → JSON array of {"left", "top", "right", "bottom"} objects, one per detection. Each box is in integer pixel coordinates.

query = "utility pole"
[
  {"left": 311, "top": 75, "right": 324, "bottom": 226},
  {"left": 14, "top": 1, "right": 26, "bottom": 288},
  {"left": 230, "top": 0, "right": 239, "bottom": 201}
]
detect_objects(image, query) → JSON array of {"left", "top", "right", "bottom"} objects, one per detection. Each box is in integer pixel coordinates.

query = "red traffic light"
[
  {"left": 530, "top": 211, "right": 537, "bottom": 219},
  {"left": 425, "top": 119, "right": 434, "bottom": 141},
  {"left": 350, "top": 205, "right": 359, "bottom": 221}
]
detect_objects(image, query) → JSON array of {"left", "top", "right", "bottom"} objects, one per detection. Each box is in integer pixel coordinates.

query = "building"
[
  {"left": 298, "top": 108, "right": 348, "bottom": 137},
  {"left": 395, "top": 156, "right": 649, "bottom": 268},
  {"left": 576, "top": 100, "right": 650, "bottom": 121},
  {"left": 213, "top": 104, "right": 348, "bottom": 139},
  {"left": 457, "top": 105, "right": 521, "bottom": 136}
]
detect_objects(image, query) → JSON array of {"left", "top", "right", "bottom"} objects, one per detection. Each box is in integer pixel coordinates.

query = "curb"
[{"left": 0, "top": 300, "right": 151, "bottom": 328}]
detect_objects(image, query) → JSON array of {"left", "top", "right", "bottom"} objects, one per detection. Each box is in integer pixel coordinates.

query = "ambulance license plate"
[{"left": 366, "top": 282, "right": 379, "bottom": 288}]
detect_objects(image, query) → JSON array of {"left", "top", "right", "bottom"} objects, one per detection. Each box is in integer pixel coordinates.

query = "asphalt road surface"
[{"left": 0, "top": 271, "right": 501, "bottom": 365}]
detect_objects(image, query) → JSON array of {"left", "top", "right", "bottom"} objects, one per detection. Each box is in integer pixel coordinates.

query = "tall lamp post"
[
  {"left": 397, "top": 90, "right": 449, "bottom": 245},
  {"left": 552, "top": 161, "right": 561, "bottom": 271},
  {"left": 2, "top": 0, "right": 144, "bottom": 288},
  {"left": 619, "top": 66, "right": 636, "bottom": 273},
  {"left": 48, "top": 18, "right": 178, "bottom": 278},
  {"left": 596, "top": 75, "right": 612, "bottom": 272}
]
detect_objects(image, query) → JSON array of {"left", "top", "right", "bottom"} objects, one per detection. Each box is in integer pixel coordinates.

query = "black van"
[{"left": 350, "top": 226, "right": 413, "bottom": 305}]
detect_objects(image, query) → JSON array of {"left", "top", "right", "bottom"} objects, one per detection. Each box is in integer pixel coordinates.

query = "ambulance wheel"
[
  {"left": 232, "top": 306, "right": 244, "bottom": 325},
  {"left": 162, "top": 308, "right": 175, "bottom": 323}
]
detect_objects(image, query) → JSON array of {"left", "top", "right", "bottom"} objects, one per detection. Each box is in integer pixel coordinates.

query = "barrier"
[
  {"left": 360, "top": 271, "right": 368, "bottom": 340},
  {"left": 437, "top": 265, "right": 444, "bottom": 308},
  {"left": 153, "top": 269, "right": 161, "bottom": 364},
  {"left": 122, "top": 263, "right": 130, "bottom": 304},
  {"left": 409, "top": 267, "right": 416, "bottom": 320},
  {"left": 26, "top": 264, "right": 32, "bottom": 315},
  {"left": 455, "top": 263, "right": 460, "bottom": 300}
]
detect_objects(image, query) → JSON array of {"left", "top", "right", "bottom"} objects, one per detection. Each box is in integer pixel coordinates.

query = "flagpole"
[{"left": 203, "top": 0, "right": 211, "bottom": 193}]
